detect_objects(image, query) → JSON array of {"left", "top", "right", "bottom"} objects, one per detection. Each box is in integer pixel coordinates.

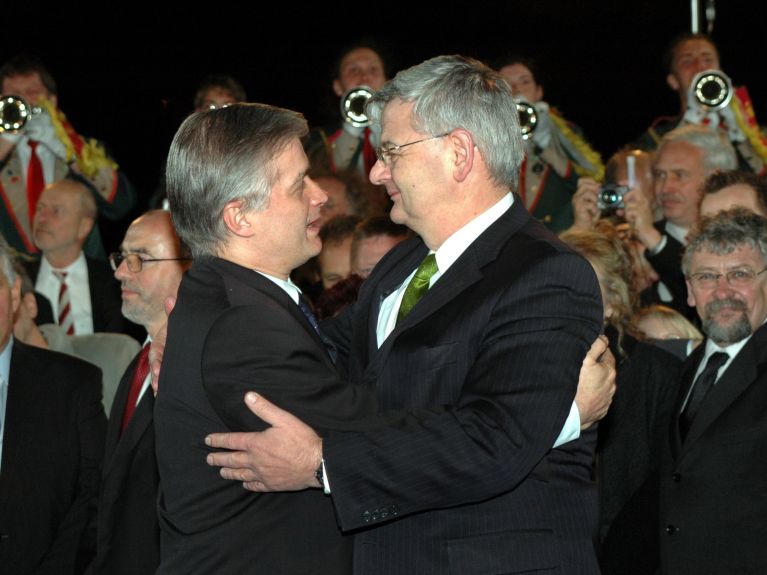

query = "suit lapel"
[
  {"left": 361, "top": 196, "right": 530, "bottom": 385},
  {"left": 210, "top": 257, "right": 336, "bottom": 368},
  {"left": 676, "top": 325, "right": 767, "bottom": 457}
]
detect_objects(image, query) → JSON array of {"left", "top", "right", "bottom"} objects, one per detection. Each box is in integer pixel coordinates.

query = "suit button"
[
  {"left": 665, "top": 525, "right": 678, "bottom": 535},
  {"left": 671, "top": 473, "right": 681, "bottom": 482},
  {"left": 362, "top": 511, "right": 372, "bottom": 523}
]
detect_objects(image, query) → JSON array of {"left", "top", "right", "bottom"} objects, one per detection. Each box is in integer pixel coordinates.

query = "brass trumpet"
[
  {"left": 515, "top": 100, "right": 538, "bottom": 140},
  {"left": 340, "top": 85, "right": 374, "bottom": 128},
  {"left": 0, "top": 95, "right": 43, "bottom": 134},
  {"left": 691, "top": 69, "right": 733, "bottom": 111}
]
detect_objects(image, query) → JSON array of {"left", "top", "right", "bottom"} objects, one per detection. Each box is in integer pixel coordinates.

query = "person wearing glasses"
[
  {"left": 656, "top": 207, "right": 767, "bottom": 574},
  {"left": 23, "top": 179, "right": 134, "bottom": 339},
  {"left": 87, "top": 210, "right": 190, "bottom": 575},
  {"left": 204, "top": 56, "right": 615, "bottom": 574}
]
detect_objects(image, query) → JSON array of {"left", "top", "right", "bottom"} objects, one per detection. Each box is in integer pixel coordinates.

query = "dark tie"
[
  {"left": 120, "top": 343, "right": 151, "bottom": 436},
  {"left": 679, "top": 351, "right": 729, "bottom": 441},
  {"left": 26, "top": 139, "right": 45, "bottom": 224},
  {"left": 396, "top": 253, "right": 438, "bottom": 325},
  {"left": 298, "top": 295, "right": 337, "bottom": 363}
]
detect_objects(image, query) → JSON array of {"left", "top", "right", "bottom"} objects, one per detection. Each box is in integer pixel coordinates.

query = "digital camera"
[{"left": 597, "top": 184, "right": 629, "bottom": 213}]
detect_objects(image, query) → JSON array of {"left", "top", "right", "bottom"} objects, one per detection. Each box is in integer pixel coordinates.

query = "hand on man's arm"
[{"left": 205, "top": 392, "right": 323, "bottom": 492}]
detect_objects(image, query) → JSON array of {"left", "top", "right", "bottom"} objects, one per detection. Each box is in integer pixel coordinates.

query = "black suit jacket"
[
  {"left": 0, "top": 340, "right": 106, "bottom": 574},
  {"left": 597, "top": 334, "right": 682, "bottom": 574},
  {"left": 321, "top": 197, "right": 604, "bottom": 574},
  {"left": 659, "top": 323, "right": 767, "bottom": 574},
  {"left": 87, "top": 350, "right": 159, "bottom": 575},
  {"left": 641, "top": 221, "right": 698, "bottom": 324},
  {"left": 24, "top": 256, "right": 145, "bottom": 340},
  {"left": 154, "top": 256, "right": 378, "bottom": 575}
]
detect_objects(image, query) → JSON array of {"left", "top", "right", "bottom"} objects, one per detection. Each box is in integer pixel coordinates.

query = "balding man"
[
  {"left": 87, "top": 210, "right": 190, "bottom": 575},
  {"left": 26, "top": 179, "right": 130, "bottom": 337}
]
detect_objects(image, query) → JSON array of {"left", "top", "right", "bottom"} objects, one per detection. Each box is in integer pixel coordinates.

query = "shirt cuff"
[
  {"left": 553, "top": 401, "right": 581, "bottom": 447},
  {"left": 647, "top": 234, "right": 667, "bottom": 256},
  {"left": 321, "top": 460, "right": 331, "bottom": 495}
]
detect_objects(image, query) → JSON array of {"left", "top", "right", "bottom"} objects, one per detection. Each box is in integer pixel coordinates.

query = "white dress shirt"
[
  {"left": 0, "top": 336, "right": 14, "bottom": 471},
  {"left": 35, "top": 252, "right": 94, "bottom": 335},
  {"left": 376, "top": 193, "right": 581, "bottom": 447}
]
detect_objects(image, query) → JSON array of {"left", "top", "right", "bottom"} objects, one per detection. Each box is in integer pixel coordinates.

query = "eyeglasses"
[
  {"left": 109, "top": 252, "right": 192, "bottom": 273},
  {"left": 688, "top": 267, "right": 767, "bottom": 289},
  {"left": 374, "top": 133, "right": 450, "bottom": 166}
]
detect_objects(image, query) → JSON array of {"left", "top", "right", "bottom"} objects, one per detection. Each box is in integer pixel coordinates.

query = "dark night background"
[{"left": 3, "top": 1, "right": 765, "bottom": 251}]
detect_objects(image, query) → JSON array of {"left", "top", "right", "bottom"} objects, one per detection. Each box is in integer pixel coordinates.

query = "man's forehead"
[
  {"left": 692, "top": 243, "right": 760, "bottom": 265},
  {"left": 674, "top": 39, "right": 718, "bottom": 61}
]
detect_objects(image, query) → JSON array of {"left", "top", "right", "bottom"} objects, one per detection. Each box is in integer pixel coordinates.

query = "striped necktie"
[{"left": 53, "top": 270, "right": 75, "bottom": 335}]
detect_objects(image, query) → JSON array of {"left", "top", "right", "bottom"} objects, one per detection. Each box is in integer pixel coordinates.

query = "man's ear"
[
  {"left": 448, "top": 129, "right": 475, "bottom": 183},
  {"left": 332, "top": 79, "right": 344, "bottom": 98},
  {"left": 666, "top": 72, "right": 680, "bottom": 93},
  {"left": 222, "top": 200, "right": 256, "bottom": 238},
  {"left": 686, "top": 279, "right": 696, "bottom": 308}
]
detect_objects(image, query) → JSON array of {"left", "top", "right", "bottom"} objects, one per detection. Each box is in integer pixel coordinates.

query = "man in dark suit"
[
  {"left": 0, "top": 238, "right": 106, "bottom": 573},
  {"left": 657, "top": 208, "right": 767, "bottom": 574},
  {"left": 155, "top": 103, "right": 386, "bottom": 574},
  {"left": 205, "top": 55, "right": 611, "bottom": 574},
  {"left": 623, "top": 125, "right": 737, "bottom": 323},
  {"left": 25, "top": 179, "right": 138, "bottom": 339},
  {"left": 86, "top": 210, "right": 190, "bottom": 575}
]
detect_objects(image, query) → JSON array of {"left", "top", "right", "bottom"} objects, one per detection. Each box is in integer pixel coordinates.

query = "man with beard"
[{"left": 659, "top": 207, "right": 767, "bottom": 574}]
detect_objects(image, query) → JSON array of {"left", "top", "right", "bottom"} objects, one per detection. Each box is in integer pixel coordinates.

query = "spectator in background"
[
  {"left": 0, "top": 235, "right": 106, "bottom": 574},
  {"left": 350, "top": 215, "right": 410, "bottom": 277},
  {"left": 560, "top": 222, "right": 682, "bottom": 574},
  {"left": 192, "top": 74, "right": 247, "bottom": 112},
  {"left": 495, "top": 54, "right": 604, "bottom": 232},
  {"left": 699, "top": 169, "right": 767, "bottom": 217},
  {"left": 317, "top": 214, "right": 361, "bottom": 290},
  {"left": 0, "top": 54, "right": 136, "bottom": 259},
  {"left": 624, "top": 125, "right": 737, "bottom": 322},
  {"left": 632, "top": 33, "right": 767, "bottom": 174}
]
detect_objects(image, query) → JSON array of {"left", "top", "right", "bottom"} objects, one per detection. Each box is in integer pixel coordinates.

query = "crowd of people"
[{"left": 0, "top": 30, "right": 766, "bottom": 575}]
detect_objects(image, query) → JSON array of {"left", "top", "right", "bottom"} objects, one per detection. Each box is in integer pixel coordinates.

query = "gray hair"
[
  {"left": 660, "top": 124, "right": 737, "bottom": 174},
  {"left": 367, "top": 54, "right": 524, "bottom": 190},
  {"left": 0, "top": 236, "right": 18, "bottom": 286},
  {"left": 165, "top": 103, "right": 308, "bottom": 257},
  {"left": 682, "top": 207, "right": 767, "bottom": 275}
]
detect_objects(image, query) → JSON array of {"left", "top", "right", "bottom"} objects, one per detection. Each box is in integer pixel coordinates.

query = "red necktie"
[
  {"left": 26, "top": 139, "right": 45, "bottom": 224},
  {"left": 120, "top": 343, "right": 151, "bottom": 435}
]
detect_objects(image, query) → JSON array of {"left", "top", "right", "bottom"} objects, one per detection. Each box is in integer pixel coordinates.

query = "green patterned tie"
[{"left": 396, "top": 253, "right": 438, "bottom": 325}]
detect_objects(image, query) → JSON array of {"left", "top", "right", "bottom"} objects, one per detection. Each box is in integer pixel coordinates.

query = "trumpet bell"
[
  {"left": 692, "top": 69, "right": 733, "bottom": 111},
  {"left": 0, "top": 95, "right": 41, "bottom": 134},
  {"left": 515, "top": 100, "right": 538, "bottom": 140},
  {"left": 340, "top": 85, "right": 374, "bottom": 128}
]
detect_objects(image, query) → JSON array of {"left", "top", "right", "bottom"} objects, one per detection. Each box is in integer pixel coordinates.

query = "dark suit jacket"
[
  {"left": 322, "top": 197, "right": 604, "bottom": 574},
  {"left": 24, "top": 256, "right": 144, "bottom": 340},
  {"left": 640, "top": 221, "right": 698, "bottom": 324},
  {"left": 659, "top": 323, "right": 767, "bottom": 574},
  {"left": 597, "top": 334, "right": 682, "bottom": 574},
  {"left": 0, "top": 340, "right": 106, "bottom": 574},
  {"left": 87, "top": 351, "right": 159, "bottom": 575},
  {"left": 154, "top": 256, "right": 378, "bottom": 575}
]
